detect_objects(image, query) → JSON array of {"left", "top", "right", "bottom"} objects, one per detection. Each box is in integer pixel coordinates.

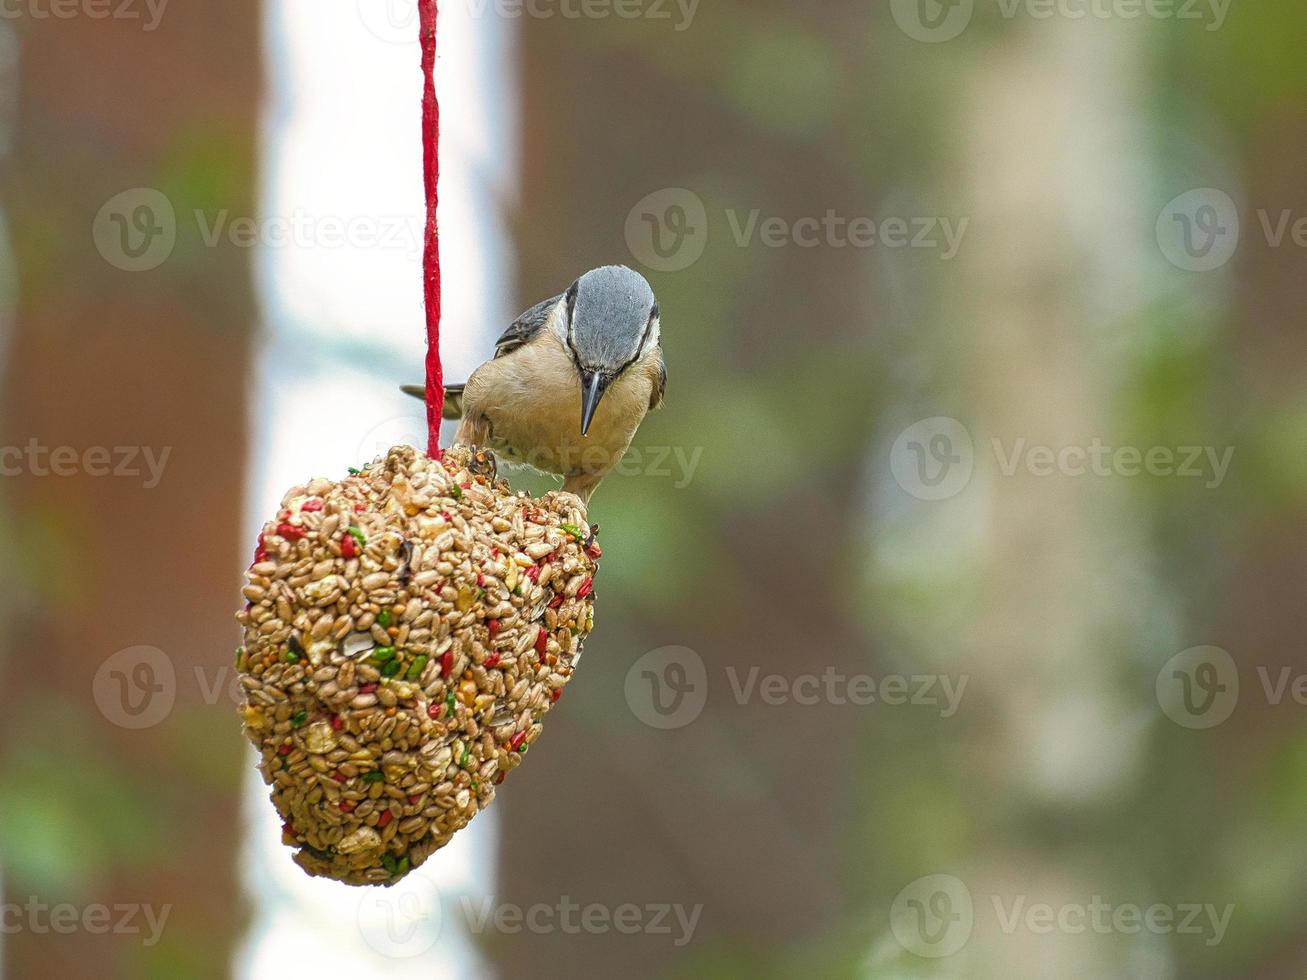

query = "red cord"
[{"left": 419, "top": 0, "right": 443, "bottom": 458}]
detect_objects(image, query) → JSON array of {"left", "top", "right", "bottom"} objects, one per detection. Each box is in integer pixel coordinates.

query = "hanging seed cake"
[{"left": 236, "top": 445, "right": 599, "bottom": 886}]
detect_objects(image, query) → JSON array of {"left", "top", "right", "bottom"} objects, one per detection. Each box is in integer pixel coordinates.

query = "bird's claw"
[{"left": 467, "top": 448, "right": 498, "bottom": 481}]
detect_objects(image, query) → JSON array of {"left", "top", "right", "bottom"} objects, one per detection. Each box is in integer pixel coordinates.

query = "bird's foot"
[{"left": 466, "top": 447, "right": 498, "bottom": 481}]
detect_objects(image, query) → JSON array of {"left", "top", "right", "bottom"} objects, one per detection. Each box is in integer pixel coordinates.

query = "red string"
[{"left": 419, "top": 0, "right": 443, "bottom": 459}]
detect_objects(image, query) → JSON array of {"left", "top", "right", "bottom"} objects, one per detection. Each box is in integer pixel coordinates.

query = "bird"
[{"left": 404, "top": 265, "right": 665, "bottom": 505}]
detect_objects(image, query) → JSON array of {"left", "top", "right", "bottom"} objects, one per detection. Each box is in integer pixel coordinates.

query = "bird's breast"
[{"left": 462, "top": 332, "right": 654, "bottom": 478}]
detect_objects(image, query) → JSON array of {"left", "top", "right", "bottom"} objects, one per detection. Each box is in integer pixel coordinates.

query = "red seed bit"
[
  {"left": 277, "top": 522, "right": 306, "bottom": 541},
  {"left": 484, "top": 653, "right": 501, "bottom": 669},
  {"left": 441, "top": 511, "right": 453, "bottom": 521},
  {"left": 577, "top": 577, "right": 593, "bottom": 599},
  {"left": 340, "top": 533, "right": 359, "bottom": 559},
  {"left": 494, "top": 772, "right": 506, "bottom": 785},
  {"left": 440, "top": 650, "right": 454, "bottom": 677},
  {"left": 509, "top": 731, "right": 527, "bottom": 752},
  {"left": 339, "top": 800, "right": 356, "bottom": 813},
  {"left": 487, "top": 619, "right": 499, "bottom": 640},
  {"left": 354, "top": 502, "right": 366, "bottom": 513},
  {"left": 300, "top": 499, "right": 324, "bottom": 512},
  {"left": 330, "top": 715, "right": 344, "bottom": 732},
  {"left": 332, "top": 772, "right": 346, "bottom": 783},
  {"left": 548, "top": 594, "right": 564, "bottom": 610},
  {"left": 408, "top": 794, "right": 422, "bottom": 805},
  {"left": 476, "top": 572, "right": 486, "bottom": 588},
  {"left": 359, "top": 683, "right": 378, "bottom": 695},
  {"left": 278, "top": 742, "right": 292, "bottom": 757},
  {"left": 376, "top": 809, "right": 393, "bottom": 829},
  {"left": 551, "top": 688, "right": 563, "bottom": 703},
  {"left": 254, "top": 532, "right": 270, "bottom": 563},
  {"left": 427, "top": 703, "right": 442, "bottom": 720},
  {"left": 282, "top": 822, "right": 296, "bottom": 837},
  {"left": 525, "top": 564, "right": 541, "bottom": 584},
  {"left": 535, "top": 628, "right": 548, "bottom": 655}
]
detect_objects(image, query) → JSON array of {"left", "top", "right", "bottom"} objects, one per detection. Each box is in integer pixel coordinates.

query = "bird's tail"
[{"left": 401, "top": 384, "right": 465, "bottom": 421}]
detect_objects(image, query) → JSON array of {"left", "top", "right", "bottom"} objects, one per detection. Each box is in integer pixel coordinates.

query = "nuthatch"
[{"left": 405, "top": 265, "right": 665, "bottom": 504}]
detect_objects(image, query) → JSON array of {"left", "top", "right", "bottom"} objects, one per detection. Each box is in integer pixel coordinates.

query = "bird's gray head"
[{"left": 556, "top": 265, "right": 660, "bottom": 436}]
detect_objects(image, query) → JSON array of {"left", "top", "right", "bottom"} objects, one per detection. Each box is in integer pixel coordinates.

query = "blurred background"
[{"left": 1, "top": 0, "right": 1305, "bottom": 977}]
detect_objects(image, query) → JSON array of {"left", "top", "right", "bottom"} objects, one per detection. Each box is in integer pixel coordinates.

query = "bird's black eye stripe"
[
  {"left": 604, "top": 302, "right": 659, "bottom": 379},
  {"left": 564, "top": 282, "right": 582, "bottom": 360},
  {"left": 566, "top": 281, "right": 579, "bottom": 323},
  {"left": 634, "top": 302, "right": 658, "bottom": 356}
]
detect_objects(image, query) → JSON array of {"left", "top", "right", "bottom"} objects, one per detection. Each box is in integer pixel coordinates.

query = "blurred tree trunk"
[
  {"left": 946, "top": 22, "right": 1153, "bottom": 977},
  {"left": 0, "top": 6, "right": 259, "bottom": 978}
]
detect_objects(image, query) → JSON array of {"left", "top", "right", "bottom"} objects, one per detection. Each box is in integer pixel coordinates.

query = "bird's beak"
[{"left": 579, "top": 370, "right": 611, "bottom": 437}]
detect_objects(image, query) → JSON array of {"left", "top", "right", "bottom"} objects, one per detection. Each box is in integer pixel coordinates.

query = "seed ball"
[{"left": 235, "top": 445, "right": 599, "bottom": 886}]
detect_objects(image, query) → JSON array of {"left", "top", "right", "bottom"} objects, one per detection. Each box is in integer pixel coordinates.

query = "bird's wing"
[
  {"left": 401, "top": 295, "right": 560, "bottom": 414},
  {"left": 493, "top": 294, "right": 563, "bottom": 358}
]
